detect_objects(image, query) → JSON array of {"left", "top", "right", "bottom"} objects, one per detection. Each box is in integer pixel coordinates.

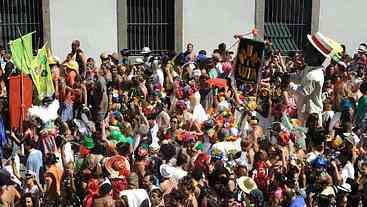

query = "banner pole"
[{"left": 15, "top": 28, "right": 35, "bottom": 132}]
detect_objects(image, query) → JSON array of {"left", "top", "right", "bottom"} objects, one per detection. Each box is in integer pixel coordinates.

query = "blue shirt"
[
  {"left": 290, "top": 196, "right": 306, "bottom": 207},
  {"left": 26, "top": 149, "right": 43, "bottom": 182}
]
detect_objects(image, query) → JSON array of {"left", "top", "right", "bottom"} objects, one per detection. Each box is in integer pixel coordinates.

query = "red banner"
[{"left": 9, "top": 75, "right": 33, "bottom": 130}]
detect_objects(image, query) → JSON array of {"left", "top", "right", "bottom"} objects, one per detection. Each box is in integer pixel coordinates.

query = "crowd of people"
[{"left": 0, "top": 33, "right": 366, "bottom": 207}]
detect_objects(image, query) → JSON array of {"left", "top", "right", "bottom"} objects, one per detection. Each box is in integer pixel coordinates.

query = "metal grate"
[
  {"left": 265, "top": 23, "right": 299, "bottom": 53},
  {"left": 264, "top": 0, "right": 312, "bottom": 53},
  {"left": 127, "top": 0, "right": 175, "bottom": 55},
  {"left": 0, "top": 0, "right": 43, "bottom": 51}
]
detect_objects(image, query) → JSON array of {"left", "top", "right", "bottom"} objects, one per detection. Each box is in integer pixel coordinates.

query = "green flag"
[
  {"left": 31, "top": 44, "right": 55, "bottom": 100},
  {"left": 9, "top": 32, "right": 34, "bottom": 74}
]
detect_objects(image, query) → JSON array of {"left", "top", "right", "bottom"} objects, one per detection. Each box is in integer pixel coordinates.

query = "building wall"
[
  {"left": 48, "top": 0, "right": 117, "bottom": 62},
  {"left": 182, "top": 0, "right": 255, "bottom": 53},
  {"left": 319, "top": 0, "right": 366, "bottom": 55}
]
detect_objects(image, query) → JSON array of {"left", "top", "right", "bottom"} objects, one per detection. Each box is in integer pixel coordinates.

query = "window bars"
[
  {"left": 127, "top": 0, "right": 175, "bottom": 55},
  {"left": 264, "top": 0, "right": 312, "bottom": 54},
  {"left": 0, "top": 0, "right": 43, "bottom": 51}
]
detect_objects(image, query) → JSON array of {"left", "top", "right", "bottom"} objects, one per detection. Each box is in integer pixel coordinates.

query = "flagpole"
[
  {"left": 17, "top": 27, "right": 25, "bottom": 133},
  {"left": 229, "top": 29, "right": 257, "bottom": 50},
  {"left": 15, "top": 27, "right": 35, "bottom": 132}
]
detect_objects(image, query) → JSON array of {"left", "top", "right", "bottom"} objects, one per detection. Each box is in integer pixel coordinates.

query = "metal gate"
[
  {"left": 0, "top": 0, "right": 43, "bottom": 50},
  {"left": 264, "top": 0, "right": 312, "bottom": 53},
  {"left": 127, "top": 0, "right": 175, "bottom": 55}
]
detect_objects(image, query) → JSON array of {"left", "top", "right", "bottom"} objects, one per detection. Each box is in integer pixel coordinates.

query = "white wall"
[
  {"left": 319, "top": 0, "right": 367, "bottom": 55},
  {"left": 49, "top": 0, "right": 117, "bottom": 63},
  {"left": 182, "top": 0, "right": 255, "bottom": 54}
]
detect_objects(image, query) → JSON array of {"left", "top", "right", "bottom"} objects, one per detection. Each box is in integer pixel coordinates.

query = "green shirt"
[{"left": 356, "top": 95, "right": 367, "bottom": 125}]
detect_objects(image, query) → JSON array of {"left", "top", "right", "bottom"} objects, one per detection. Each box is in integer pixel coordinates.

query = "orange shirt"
[{"left": 67, "top": 70, "right": 77, "bottom": 88}]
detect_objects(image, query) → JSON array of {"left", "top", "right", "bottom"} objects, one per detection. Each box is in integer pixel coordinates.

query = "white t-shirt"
[
  {"left": 156, "top": 68, "right": 164, "bottom": 86},
  {"left": 341, "top": 161, "right": 355, "bottom": 182},
  {"left": 62, "top": 142, "right": 74, "bottom": 164}
]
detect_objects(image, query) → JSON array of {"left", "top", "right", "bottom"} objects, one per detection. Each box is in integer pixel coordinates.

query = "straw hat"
[
  {"left": 237, "top": 176, "right": 257, "bottom": 194},
  {"left": 63, "top": 54, "right": 79, "bottom": 71},
  {"left": 104, "top": 155, "right": 130, "bottom": 179},
  {"left": 320, "top": 186, "right": 335, "bottom": 196}
]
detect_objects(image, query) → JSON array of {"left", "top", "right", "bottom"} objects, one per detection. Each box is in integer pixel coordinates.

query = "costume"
[{"left": 289, "top": 32, "right": 345, "bottom": 123}]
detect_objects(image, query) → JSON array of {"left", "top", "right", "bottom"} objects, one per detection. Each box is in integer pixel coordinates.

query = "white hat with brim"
[
  {"left": 192, "top": 69, "right": 201, "bottom": 77},
  {"left": 337, "top": 183, "right": 352, "bottom": 193},
  {"left": 237, "top": 176, "right": 257, "bottom": 194},
  {"left": 141, "top": 47, "right": 152, "bottom": 54},
  {"left": 160, "top": 164, "right": 175, "bottom": 178},
  {"left": 320, "top": 186, "right": 336, "bottom": 196},
  {"left": 357, "top": 43, "right": 367, "bottom": 53},
  {"left": 307, "top": 32, "right": 346, "bottom": 67},
  {"left": 134, "top": 58, "right": 144, "bottom": 65}
]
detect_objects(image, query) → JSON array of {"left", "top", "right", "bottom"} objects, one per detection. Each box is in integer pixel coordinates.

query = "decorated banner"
[
  {"left": 31, "top": 43, "right": 55, "bottom": 100},
  {"left": 9, "top": 32, "right": 34, "bottom": 74},
  {"left": 235, "top": 38, "right": 265, "bottom": 84}
]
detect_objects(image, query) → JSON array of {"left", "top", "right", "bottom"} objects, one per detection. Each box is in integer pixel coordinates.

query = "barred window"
[
  {"left": 0, "top": 0, "right": 43, "bottom": 50},
  {"left": 127, "top": 0, "right": 175, "bottom": 55},
  {"left": 264, "top": 0, "right": 312, "bottom": 54}
]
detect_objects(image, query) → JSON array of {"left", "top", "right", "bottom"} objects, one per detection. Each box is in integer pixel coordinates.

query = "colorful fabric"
[
  {"left": 9, "top": 32, "right": 34, "bottom": 74},
  {"left": 30, "top": 44, "right": 55, "bottom": 100}
]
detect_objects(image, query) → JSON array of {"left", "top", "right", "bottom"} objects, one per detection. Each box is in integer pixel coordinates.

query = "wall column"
[
  {"left": 175, "top": 0, "right": 183, "bottom": 52},
  {"left": 255, "top": 0, "right": 265, "bottom": 40},
  {"left": 42, "top": 0, "right": 51, "bottom": 47},
  {"left": 117, "top": 0, "right": 128, "bottom": 52},
  {"left": 311, "top": 0, "right": 320, "bottom": 34}
]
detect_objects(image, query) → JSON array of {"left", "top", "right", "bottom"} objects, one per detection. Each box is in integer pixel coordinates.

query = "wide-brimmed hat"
[
  {"left": 63, "top": 54, "right": 79, "bottom": 71},
  {"left": 307, "top": 32, "right": 345, "bottom": 67},
  {"left": 237, "top": 176, "right": 257, "bottom": 194},
  {"left": 104, "top": 155, "right": 130, "bottom": 179},
  {"left": 337, "top": 183, "right": 352, "bottom": 193},
  {"left": 141, "top": 47, "right": 152, "bottom": 54}
]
